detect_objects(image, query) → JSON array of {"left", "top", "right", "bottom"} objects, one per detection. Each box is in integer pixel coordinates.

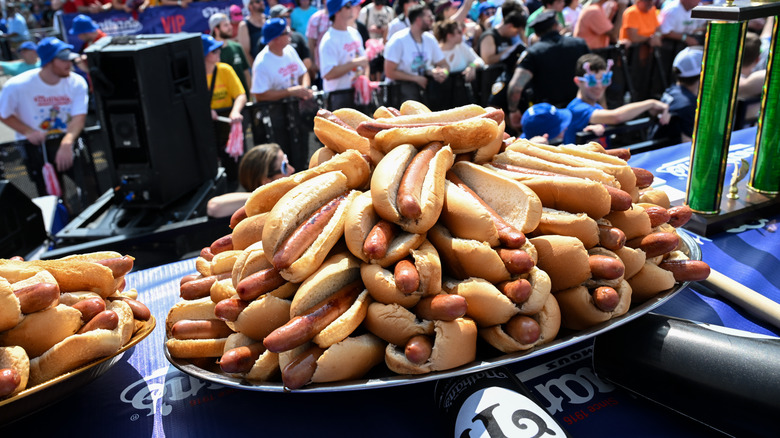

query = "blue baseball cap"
[
  {"left": 19, "top": 41, "right": 37, "bottom": 51},
  {"left": 37, "top": 37, "right": 77, "bottom": 65},
  {"left": 200, "top": 34, "right": 224, "bottom": 56},
  {"left": 68, "top": 14, "right": 99, "bottom": 35},
  {"left": 478, "top": 1, "right": 497, "bottom": 17},
  {"left": 327, "top": 0, "right": 359, "bottom": 17},
  {"left": 261, "top": 18, "right": 287, "bottom": 44},
  {"left": 520, "top": 103, "right": 572, "bottom": 140}
]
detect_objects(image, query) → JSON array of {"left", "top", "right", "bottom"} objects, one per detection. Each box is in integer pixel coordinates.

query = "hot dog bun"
[
  {"left": 360, "top": 240, "right": 441, "bottom": 307},
  {"left": 531, "top": 208, "right": 599, "bottom": 249},
  {"left": 441, "top": 161, "right": 542, "bottom": 246},
  {"left": 0, "top": 346, "right": 29, "bottom": 397},
  {"left": 165, "top": 297, "right": 230, "bottom": 358},
  {"left": 429, "top": 224, "right": 538, "bottom": 284},
  {"left": 529, "top": 235, "right": 590, "bottom": 292},
  {"left": 365, "top": 108, "right": 504, "bottom": 155},
  {"left": 371, "top": 143, "right": 454, "bottom": 234},
  {"left": 484, "top": 165, "right": 612, "bottom": 220},
  {"left": 221, "top": 333, "right": 280, "bottom": 381},
  {"left": 364, "top": 302, "right": 435, "bottom": 345},
  {"left": 0, "top": 277, "right": 22, "bottom": 331},
  {"left": 604, "top": 204, "right": 652, "bottom": 241},
  {"left": 278, "top": 333, "right": 385, "bottom": 388},
  {"left": 308, "top": 146, "right": 337, "bottom": 169},
  {"left": 494, "top": 148, "right": 619, "bottom": 188},
  {"left": 0, "top": 304, "right": 82, "bottom": 358},
  {"left": 627, "top": 261, "right": 677, "bottom": 303},
  {"left": 27, "top": 299, "right": 133, "bottom": 386},
  {"left": 344, "top": 191, "right": 426, "bottom": 266},
  {"left": 225, "top": 282, "right": 296, "bottom": 341},
  {"left": 289, "top": 252, "right": 370, "bottom": 349},
  {"left": 385, "top": 317, "right": 477, "bottom": 374},
  {"left": 479, "top": 293, "right": 561, "bottom": 353},
  {"left": 445, "top": 266, "right": 551, "bottom": 327},
  {"left": 443, "top": 277, "right": 519, "bottom": 327},
  {"left": 262, "top": 171, "right": 360, "bottom": 283},
  {"left": 554, "top": 280, "right": 632, "bottom": 330},
  {"left": 313, "top": 109, "right": 370, "bottom": 155},
  {"left": 0, "top": 259, "right": 115, "bottom": 298},
  {"left": 231, "top": 213, "right": 266, "bottom": 251},
  {"left": 507, "top": 140, "right": 636, "bottom": 192}
]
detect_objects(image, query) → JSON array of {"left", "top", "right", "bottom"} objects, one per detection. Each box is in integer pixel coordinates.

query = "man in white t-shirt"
[
  {"left": 383, "top": 3, "right": 448, "bottom": 106},
  {"left": 358, "top": 0, "right": 394, "bottom": 41},
  {"left": 0, "top": 37, "right": 87, "bottom": 198},
  {"left": 251, "top": 18, "right": 314, "bottom": 171},
  {"left": 319, "top": 0, "right": 369, "bottom": 108},
  {"left": 252, "top": 18, "right": 313, "bottom": 102},
  {"left": 658, "top": 0, "right": 705, "bottom": 47}
]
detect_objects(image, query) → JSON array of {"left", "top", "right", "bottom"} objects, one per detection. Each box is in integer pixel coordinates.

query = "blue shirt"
[
  {"left": 0, "top": 60, "right": 40, "bottom": 76},
  {"left": 290, "top": 7, "right": 317, "bottom": 38},
  {"left": 7, "top": 12, "right": 29, "bottom": 42},
  {"left": 564, "top": 97, "right": 602, "bottom": 144}
]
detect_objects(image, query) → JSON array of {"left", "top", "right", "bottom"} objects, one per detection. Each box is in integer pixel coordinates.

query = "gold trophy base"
[{"left": 683, "top": 178, "right": 780, "bottom": 236}]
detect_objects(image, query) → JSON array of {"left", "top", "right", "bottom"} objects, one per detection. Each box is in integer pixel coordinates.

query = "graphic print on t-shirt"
[{"left": 34, "top": 94, "right": 72, "bottom": 134}]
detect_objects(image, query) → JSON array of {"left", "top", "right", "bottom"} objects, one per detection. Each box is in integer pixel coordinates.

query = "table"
[{"left": 2, "top": 129, "right": 778, "bottom": 437}]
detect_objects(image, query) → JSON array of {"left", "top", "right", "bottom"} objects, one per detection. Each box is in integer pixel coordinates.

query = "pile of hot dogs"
[
  {"left": 0, "top": 252, "right": 151, "bottom": 399},
  {"left": 166, "top": 101, "right": 710, "bottom": 390}
]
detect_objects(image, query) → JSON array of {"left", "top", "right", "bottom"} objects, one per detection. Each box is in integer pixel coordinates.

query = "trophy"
[{"left": 685, "top": 1, "right": 780, "bottom": 235}]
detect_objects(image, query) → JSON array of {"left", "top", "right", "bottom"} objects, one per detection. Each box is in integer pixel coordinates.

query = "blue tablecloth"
[{"left": 2, "top": 128, "right": 777, "bottom": 437}]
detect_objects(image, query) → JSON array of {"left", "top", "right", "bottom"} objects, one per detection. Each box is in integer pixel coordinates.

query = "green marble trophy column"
[
  {"left": 749, "top": 16, "right": 780, "bottom": 194},
  {"left": 685, "top": 21, "right": 747, "bottom": 214}
]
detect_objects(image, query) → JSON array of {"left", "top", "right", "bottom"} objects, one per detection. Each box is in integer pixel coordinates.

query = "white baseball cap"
[{"left": 673, "top": 47, "right": 704, "bottom": 78}]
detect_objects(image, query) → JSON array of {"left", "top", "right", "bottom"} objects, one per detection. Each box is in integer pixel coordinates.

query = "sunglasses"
[
  {"left": 270, "top": 153, "right": 291, "bottom": 178},
  {"left": 576, "top": 71, "right": 613, "bottom": 87}
]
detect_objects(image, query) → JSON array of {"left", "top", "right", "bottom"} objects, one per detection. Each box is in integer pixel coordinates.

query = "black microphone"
[{"left": 592, "top": 313, "right": 780, "bottom": 438}]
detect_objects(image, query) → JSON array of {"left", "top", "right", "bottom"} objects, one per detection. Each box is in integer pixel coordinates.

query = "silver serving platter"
[{"left": 165, "top": 232, "right": 700, "bottom": 393}]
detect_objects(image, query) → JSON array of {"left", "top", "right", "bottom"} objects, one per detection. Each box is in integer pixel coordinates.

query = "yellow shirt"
[{"left": 208, "top": 62, "right": 245, "bottom": 110}]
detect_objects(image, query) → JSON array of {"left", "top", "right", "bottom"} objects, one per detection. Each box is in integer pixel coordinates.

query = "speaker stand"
[{"left": 39, "top": 169, "right": 231, "bottom": 270}]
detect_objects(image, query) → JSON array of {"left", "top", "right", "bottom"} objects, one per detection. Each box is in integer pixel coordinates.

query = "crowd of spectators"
[{"left": 1, "top": 0, "right": 775, "bottom": 214}]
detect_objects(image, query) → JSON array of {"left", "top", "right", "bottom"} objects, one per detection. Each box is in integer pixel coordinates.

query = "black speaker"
[
  {"left": 86, "top": 33, "right": 217, "bottom": 208},
  {"left": 0, "top": 180, "right": 46, "bottom": 258}
]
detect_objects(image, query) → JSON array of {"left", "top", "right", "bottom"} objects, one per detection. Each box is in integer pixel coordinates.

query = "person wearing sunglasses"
[
  {"left": 562, "top": 53, "right": 669, "bottom": 145},
  {"left": 206, "top": 143, "right": 296, "bottom": 218}
]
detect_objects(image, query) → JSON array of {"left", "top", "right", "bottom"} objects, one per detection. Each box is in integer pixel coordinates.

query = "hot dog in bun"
[
  {"left": 370, "top": 142, "right": 454, "bottom": 234},
  {"left": 262, "top": 172, "right": 360, "bottom": 283}
]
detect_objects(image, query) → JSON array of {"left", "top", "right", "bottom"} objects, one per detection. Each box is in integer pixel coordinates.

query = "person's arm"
[
  {"left": 237, "top": 22, "right": 253, "bottom": 62},
  {"left": 322, "top": 55, "right": 368, "bottom": 80},
  {"left": 229, "top": 93, "right": 247, "bottom": 123},
  {"left": 478, "top": 34, "right": 502, "bottom": 66},
  {"left": 56, "top": 113, "right": 86, "bottom": 172},
  {"left": 207, "top": 192, "right": 251, "bottom": 218},
  {"left": 609, "top": 0, "right": 628, "bottom": 43},
  {"left": 384, "top": 59, "right": 426, "bottom": 88},
  {"left": 506, "top": 66, "right": 533, "bottom": 128},
  {"left": 451, "top": 0, "right": 476, "bottom": 24},
  {"left": 660, "top": 29, "right": 697, "bottom": 46},
  {"left": 738, "top": 70, "right": 765, "bottom": 99},
  {"left": 111, "top": 0, "right": 129, "bottom": 12},
  {"left": 243, "top": 68, "right": 252, "bottom": 98},
  {"left": 430, "top": 58, "right": 449, "bottom": 83},
  {"left": 589, "top": 99, "right": 668, "bottom": 125},
  {"left": 300, "top": 70, "right": 311, "bottom": 88},
  {"left": 255, "top": 84, "right": 312, "bottom": 101},
  {"left": 0, "top": 113, "right": 47, "bottom": 144}
]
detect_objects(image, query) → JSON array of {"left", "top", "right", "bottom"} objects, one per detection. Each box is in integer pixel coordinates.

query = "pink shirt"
[
  {"left": 306, "top": 9, "right": 331, "bottom": 68},
  {"left": 574, "top": 4, "right": 614, "bottom": 49}
]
